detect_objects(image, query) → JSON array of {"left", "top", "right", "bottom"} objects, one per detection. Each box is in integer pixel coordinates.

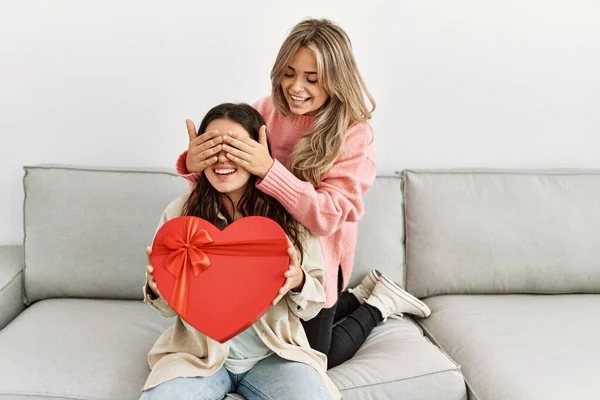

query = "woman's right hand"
[
  {"left": 146, "top": 246, "right": 163, "bottom": 299},
  {"left": 185, "top": 119, "right": 225, "bottom": 173}
]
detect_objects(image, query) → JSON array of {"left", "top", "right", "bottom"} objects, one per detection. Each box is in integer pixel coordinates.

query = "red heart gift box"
[{"left": 151, "top": 216, "right": 289, "bottom": 343}]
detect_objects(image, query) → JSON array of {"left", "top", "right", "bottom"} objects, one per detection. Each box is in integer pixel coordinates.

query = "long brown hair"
[
  {"left": 182, "top": 103, "right": 305, "bottom": 260},
  {"left": 271, "top": 18, "right": 376, "bottom": 186}
]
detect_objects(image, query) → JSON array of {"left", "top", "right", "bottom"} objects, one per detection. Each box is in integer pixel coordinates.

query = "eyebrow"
[{"left": 287, "top": 66, "right": 317, "bottom": 75}]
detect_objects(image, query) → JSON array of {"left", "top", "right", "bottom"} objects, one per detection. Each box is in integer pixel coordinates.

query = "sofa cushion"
[
  {"left": 0, "top": 298, "right": 172, "bottom": 400},
  {"left": 330, "top": 318, "right": 466, "bottom": 400},
  {"left": 23, "top": 165, "right": 188, "bottom": 302},
  {"left": 403, "top": 170, "right": 600, "bottom": 297},
  {"left": 419, "top": 294, "right": 600, "bottom": 400},
  {"left": 188, "top": 319, "right": 468, "bottom": 400},
  {"left": 351, "top": 175, "right": 405, "bottom": 288},
  {"left": 0, "top": 298, "right": 466, "bottom": 400}
]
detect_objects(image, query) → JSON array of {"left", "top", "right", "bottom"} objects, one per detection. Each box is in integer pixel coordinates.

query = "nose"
[
  {"left": 216, "top": 149, "right": 228, "bottom": 163},
  {"left": 291, "top": 76, "right": 305, "bottom": 93}
]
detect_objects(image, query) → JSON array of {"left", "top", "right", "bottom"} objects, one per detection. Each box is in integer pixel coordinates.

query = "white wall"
[{"left": 1, "top": 0, "right": 599, "bottom": 245}]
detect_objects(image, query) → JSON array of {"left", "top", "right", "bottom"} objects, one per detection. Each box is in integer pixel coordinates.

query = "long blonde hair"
[{"left": 271, "top": 18, "right": 376, "bottom": 186}]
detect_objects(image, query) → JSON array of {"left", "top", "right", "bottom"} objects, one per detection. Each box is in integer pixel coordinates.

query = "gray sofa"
[
  {"left": 0, "top": 165, "right": 598, "bottom": 399},
  {"left": 402, "top": 170, "right": 600, "bottom": 400}
]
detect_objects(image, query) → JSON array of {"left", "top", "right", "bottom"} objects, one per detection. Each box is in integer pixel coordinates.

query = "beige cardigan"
[{"left": 142, "top": 195, "right": 340, "bottom": 399}]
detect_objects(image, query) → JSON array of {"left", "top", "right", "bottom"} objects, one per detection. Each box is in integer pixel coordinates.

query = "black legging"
[{"left": 301, "top": 269, "right": 382, "bottom": 369}]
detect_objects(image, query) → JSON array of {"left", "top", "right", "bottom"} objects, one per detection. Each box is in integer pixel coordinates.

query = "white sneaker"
[
  {"left": 365, "top": 276, "right": 431, "bottom": 320},
  {"left": 348, "top": 269, "right": 382, "bottom": 304}
]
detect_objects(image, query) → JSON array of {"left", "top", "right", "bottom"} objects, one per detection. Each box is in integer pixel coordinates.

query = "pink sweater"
[{"left": 177, "top": 96, "right": 376, "bottom": 307}]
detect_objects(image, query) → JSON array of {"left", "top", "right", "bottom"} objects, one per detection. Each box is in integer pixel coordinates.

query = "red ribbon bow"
[
  {"left": 153, "top": 217, "right": 288, "bottom": 319},
  {"left": 160, "top": 220, "right": 214, "bottom": 317}
]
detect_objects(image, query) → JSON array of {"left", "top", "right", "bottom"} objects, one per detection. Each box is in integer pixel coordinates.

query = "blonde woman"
[{"left": 177, "top": 19, "right": 431, "bottom": 368}]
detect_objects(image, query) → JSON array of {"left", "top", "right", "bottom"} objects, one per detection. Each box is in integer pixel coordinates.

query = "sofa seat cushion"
[
  {"left": 0, "top": 299, "right": 466, "bottom": 400},
  {"left": 0, "top": 298, "right": 172, "bottom": 400},
  {"left": 329, "top": 317, "right": 466, "bottom": 400},
  {"left": 419, "top": 294, "right": 600, "bottom": 400}
]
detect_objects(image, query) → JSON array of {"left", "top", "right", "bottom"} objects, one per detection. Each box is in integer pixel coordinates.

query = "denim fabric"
[{"left": 140, "top": 355, "right": 331, "bottom": 400}]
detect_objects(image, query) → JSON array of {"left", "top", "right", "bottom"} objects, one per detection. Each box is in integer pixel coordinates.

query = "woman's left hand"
[
  {"left": 272, "top": 239, "right": 305, "bottom": 305},
  {"left": 222, "top": 125, "right": 274, "bottom": 179}
]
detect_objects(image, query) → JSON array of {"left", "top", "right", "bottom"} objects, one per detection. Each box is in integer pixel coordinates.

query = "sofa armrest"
[{"left": 0, "top": 245, "right": 25, "bottom": 330}]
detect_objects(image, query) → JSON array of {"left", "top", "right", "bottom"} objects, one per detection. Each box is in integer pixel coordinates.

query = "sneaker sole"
[{"left": 380, "top": 276, "right": 431, "bottom": 318}]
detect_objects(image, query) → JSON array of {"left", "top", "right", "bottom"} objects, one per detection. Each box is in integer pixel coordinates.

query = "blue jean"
[{"left": 140, "top": 355, "right": 332, "bottom": 400}]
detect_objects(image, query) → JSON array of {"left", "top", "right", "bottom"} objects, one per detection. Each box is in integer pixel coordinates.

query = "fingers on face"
[
  {"left": 199, "top": 136, "right": 223, "bottom": 152},
  {"left": 193, "top": 129, "right": 221, "bottom": 146},
  {"left": 222, "top": 145, "right": 251, "bottom": 161},
  {"left": 226, "top": 153, "right": 249, "bottom": 167},
  {"left": 201, "top": 157, "right": 218, "bottom": 169},
  {"left": 191, "top": 148, "right": 220, "bottom": 171},
  {"left": 223, "top": 135, "right": 254, "bottom": 151},
  {"left": 197, "top": 144, "right": 223, "bottom": 160},
  {"left": 191, "top": 133, "right": 222, "bottom": 154}
]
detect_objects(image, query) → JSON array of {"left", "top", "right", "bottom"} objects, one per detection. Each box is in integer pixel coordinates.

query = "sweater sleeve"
[
  {"left": 256, "top": 124, "right": 376, "bottom": 237},
  {"left": 143, "top": 282, "right": 177, "bottom": 318},
  {"left": 176, "top": 151, "right": 202, "bottom": 191},
  {"left": 286, "top": 233, "right": 326, "bottom": 320}
]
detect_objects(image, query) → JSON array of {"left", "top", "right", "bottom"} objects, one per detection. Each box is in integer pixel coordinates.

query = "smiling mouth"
[
  {"left": 214, "top": 168, "right": 236, "bottom": 177},
  {"left": 290, "top": 94, "right": 311, "bottom": 104}
]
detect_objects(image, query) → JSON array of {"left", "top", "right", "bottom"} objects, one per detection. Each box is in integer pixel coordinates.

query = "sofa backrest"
[
  {"left": 352, "top": 175, "right": 405, "bottom": 288},
  {"left": 23, "top": 165, "right": 188, "bottom": 303},
  {"left": 22, "top": 165, "right": 406, "bottom": 302},
  {"left": 403, "top": 170, "right": 600, "bottom": 298}
]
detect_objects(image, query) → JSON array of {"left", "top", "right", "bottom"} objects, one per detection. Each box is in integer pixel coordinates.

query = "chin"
[
  {"left": 213, "top": 183, "right": 235, "bottom": 193},
  {"left": 288, "top": 103, "right": 311, "bottom": 115}
]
